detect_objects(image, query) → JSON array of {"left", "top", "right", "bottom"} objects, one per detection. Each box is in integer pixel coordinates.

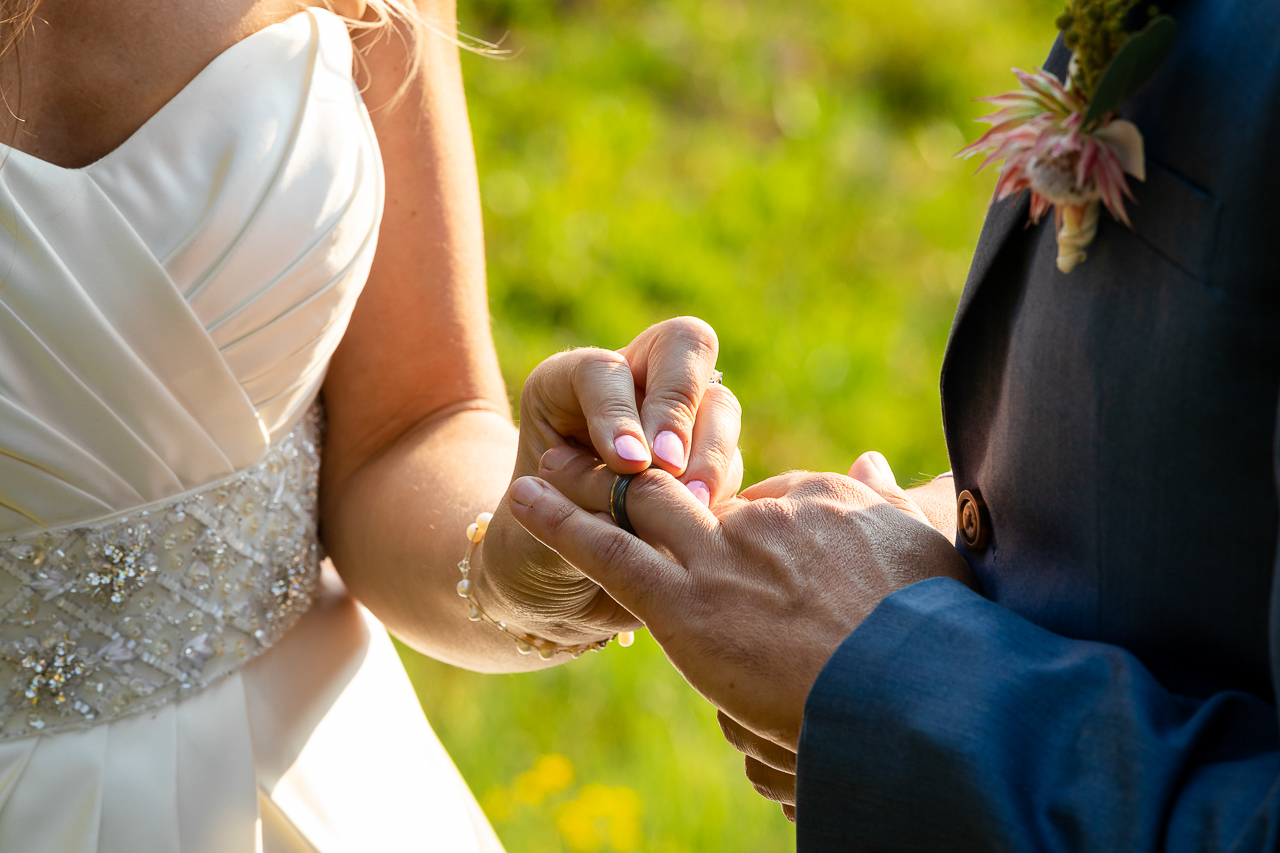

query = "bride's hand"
[{"left": 476, "top": 316, "right": 743, "bottom": 646}]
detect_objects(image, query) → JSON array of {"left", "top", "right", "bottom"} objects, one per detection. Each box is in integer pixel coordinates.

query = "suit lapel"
[
  {"left": 940, "top": 36, "right": 1072, "bottom": 380},
  {"left": 943, "top": 192, "right": 1030, "bottom": 356}
]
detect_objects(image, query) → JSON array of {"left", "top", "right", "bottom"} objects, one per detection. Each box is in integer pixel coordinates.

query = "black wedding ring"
[{"left": 609, "top": 473, "right": 638, "bottom": 535}]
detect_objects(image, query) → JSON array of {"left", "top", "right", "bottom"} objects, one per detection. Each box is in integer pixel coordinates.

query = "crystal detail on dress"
[{"left": 0, "top": 407, "right": 322, "bottom": 739}]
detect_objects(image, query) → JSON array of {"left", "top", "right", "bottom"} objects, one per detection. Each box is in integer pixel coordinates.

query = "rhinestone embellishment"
[{"left": 0, "top": 407, "right": 323, "bottom": 739}]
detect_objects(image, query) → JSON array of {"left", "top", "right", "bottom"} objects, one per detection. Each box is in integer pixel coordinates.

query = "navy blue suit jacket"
[{"left": 795, "top": 1, "right": 1280, "bottom": 849}]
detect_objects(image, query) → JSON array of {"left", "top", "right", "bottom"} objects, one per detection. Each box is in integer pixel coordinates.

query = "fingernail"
[
  {"left": 510, "top": 477, "right": 545, "bottom": 507},
  {"left": 615, "top": 434, "right": 649, "bottom": 463},
  {"left": 541, "top": 445, "right": 579, "bottom": 471},
  {"left": 869, "top": 451, "right": 895, "bottom": 483},
  {"left": 653, "top": 431, "right": 685, "bottom": 468},
  {"left": 686, "top": 480, "right": 711, "bottom": 507}
]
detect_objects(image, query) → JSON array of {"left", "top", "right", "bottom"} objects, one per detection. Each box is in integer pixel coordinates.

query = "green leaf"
[{"left": 1082, "top": 15, "right": 1178, "bottom": 128}]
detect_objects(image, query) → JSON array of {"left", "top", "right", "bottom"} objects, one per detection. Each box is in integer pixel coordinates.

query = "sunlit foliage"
[{"left": 400, "top": 0, "right": 1059, "bottom": 850}]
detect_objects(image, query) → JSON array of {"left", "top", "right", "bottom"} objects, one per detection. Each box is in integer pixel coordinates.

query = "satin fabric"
[
  {"left": 0, "top": 6, "right": 379, "bottom": 536},
  {"left": 0, "top": 9, "right": 501, "bottom": 850}
]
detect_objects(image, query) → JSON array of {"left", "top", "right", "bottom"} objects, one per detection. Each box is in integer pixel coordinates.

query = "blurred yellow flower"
[
  {"left": 515, "top": 753, "right": 576, "bottom": 805},
  {"left": 555, "top": 784, "right": 644, "bottom": 852}
]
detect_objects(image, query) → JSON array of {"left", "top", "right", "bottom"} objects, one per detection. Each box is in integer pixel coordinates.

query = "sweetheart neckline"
[{"left": 0, "top": 7, "right": 337, "bottom": 175}]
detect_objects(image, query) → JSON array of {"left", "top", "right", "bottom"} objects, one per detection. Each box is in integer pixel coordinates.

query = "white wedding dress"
[{"left": 0, "top": 8, "right": 501, "bottom": 852}]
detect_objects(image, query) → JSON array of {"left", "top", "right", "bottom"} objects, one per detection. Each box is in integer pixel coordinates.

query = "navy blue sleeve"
[{"left": 795, "top": 577, "right": 1280, "bottom": 852}]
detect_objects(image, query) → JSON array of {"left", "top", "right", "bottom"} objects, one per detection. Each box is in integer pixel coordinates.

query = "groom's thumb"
[
  {"left": 848, "top": 452, "right": 930, "bottom": 526},
  {"left": 507, "top": 477, "right": 681, "bottom": 623}
]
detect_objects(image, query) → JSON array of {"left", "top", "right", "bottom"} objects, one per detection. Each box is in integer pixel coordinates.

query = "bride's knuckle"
[
  {"left": 578, "top": 346, "right": 629, "bottom": 373},
  {"left": 705, "top": 383, "right": 742, "bottom": 417},
  {"left": 696, "top": 443, "right": 736, "bottom": 475},
  {"left": 648, "top": 386, "right": 700, "bottom": 428},
  {"left": 668, "top": 316, "right": 719, "bottom": 356},
  {"left": 595, "top": 400, "right": 639, "bottom": 423},
  {"left": 569, "top": 348, "right": 629, "bottom": 390}
]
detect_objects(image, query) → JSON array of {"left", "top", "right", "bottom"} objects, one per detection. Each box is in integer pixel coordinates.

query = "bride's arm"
[
  {"left": 319, "top": 3, "right": 741, "bottom": 672},
  {"left": 319, "top": 0, "right": 533, "bottom": 671}
]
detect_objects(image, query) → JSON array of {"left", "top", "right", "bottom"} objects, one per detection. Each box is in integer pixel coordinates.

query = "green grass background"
[{"left": 397, "top": 1, "right": 1060, "bottom": 850}]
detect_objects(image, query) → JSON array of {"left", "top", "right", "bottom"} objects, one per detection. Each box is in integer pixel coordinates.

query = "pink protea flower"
[{"left": 960, "top": 67, "right": 1145, "bottom": 272}]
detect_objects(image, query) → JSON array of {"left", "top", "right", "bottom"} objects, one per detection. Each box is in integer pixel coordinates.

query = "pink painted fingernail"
[
  {"left": 614, "top": 434, "right": 649, "bottom": 463},
  {"left": 686, "top": 480, "right": 711, "bottom": 507},
  {"left": 653, "top": 431, "right": 685, "bottom": 468},
  {"left": 510, "top": 478, "right": 545, "bottom": 506}
]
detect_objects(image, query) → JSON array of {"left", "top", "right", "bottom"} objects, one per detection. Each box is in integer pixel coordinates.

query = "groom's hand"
[{"left": 506, "top": 448, "right": 973, "bottom": 752}]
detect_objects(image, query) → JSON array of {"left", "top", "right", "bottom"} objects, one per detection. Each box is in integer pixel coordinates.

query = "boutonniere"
[{"left": 961, "top": 2, "right": 1177, "bottom": 272}]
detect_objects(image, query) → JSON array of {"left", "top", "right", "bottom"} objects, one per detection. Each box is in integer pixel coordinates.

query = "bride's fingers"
[
  {"left": 680, "top": 384, "right": 743, "bottom": 507},
  {"left": 717, "top": 711, "right": 797, "bottom": 774},
  {"left": 521, "top": 348, "right": 651, "bottom": 473},
  {"left": 619, "top": 317, "right": 720, "bottom": 478},
  {"left": 506, "top": 475, "right": 693, "bottom": 624}
]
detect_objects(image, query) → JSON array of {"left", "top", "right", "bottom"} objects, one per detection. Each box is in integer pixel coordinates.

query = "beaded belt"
[{"left": 0, "top": 408, "right": 322, "bottom": 739}]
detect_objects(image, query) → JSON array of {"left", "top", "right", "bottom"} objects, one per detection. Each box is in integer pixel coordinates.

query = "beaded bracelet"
[{"left": 457, "top": 512, "right": 634, "bottom": 660}]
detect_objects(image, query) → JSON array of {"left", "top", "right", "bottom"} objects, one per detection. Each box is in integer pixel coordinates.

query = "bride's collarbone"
[{"left": 0, "top": 0, "right": 346, "bottom": 169}]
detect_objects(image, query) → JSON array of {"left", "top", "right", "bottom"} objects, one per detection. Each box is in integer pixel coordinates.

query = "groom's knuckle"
[
  {"left": 628, "top": 468, "right": 672, "bottom": 506},
  {"left": 592, "top": 528, "right": 641, "bottom": 570},
  {"left": 803, "top": 472, "right": 858, "bottom": 502},
  {"left": 745, "top": 497, "right": 794, "bottom": 531},
  {"left": 542, "top": 498, "right": 580, "bottom": 537}
]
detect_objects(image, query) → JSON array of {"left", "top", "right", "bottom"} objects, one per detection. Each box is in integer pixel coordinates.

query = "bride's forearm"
[{"left": 320, "top": 407, "right": 560, "bottom": 673}]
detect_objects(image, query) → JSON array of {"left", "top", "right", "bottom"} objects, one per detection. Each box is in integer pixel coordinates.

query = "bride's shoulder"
[{"left": 0, "top": 0, "right": 351, "bottom": 169}]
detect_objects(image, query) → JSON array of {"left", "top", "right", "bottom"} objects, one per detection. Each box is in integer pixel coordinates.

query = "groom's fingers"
[
  {"left": 718, "top": 711, "right": 797, "bottom": 774},
  {"left": 744, "top": 756, "right": 796, "bottom": 806},
  {"left": 506, "top": 476, "right": 687, "bottom": 622},
  {"left": 538, "top": 447, "right": 716, "bottom": 561}
]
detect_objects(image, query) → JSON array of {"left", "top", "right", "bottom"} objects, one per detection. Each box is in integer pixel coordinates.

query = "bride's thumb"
[{"left": 848, "top": 452, "right": 930, "bottom": 526}]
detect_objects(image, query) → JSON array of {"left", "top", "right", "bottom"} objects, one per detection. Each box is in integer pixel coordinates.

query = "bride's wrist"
[{"left": 459, "top": 514, "right": 625, "bottom": 659}]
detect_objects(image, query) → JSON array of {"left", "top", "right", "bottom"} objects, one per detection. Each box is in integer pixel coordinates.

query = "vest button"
[{"left": 957, "top": 489, "right": 990, "bottom": 552}]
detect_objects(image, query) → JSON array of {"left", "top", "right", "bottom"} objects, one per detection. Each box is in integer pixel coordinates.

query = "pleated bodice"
[{"left": 0, "top": 8, "right": 382, "bottom": 536}]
